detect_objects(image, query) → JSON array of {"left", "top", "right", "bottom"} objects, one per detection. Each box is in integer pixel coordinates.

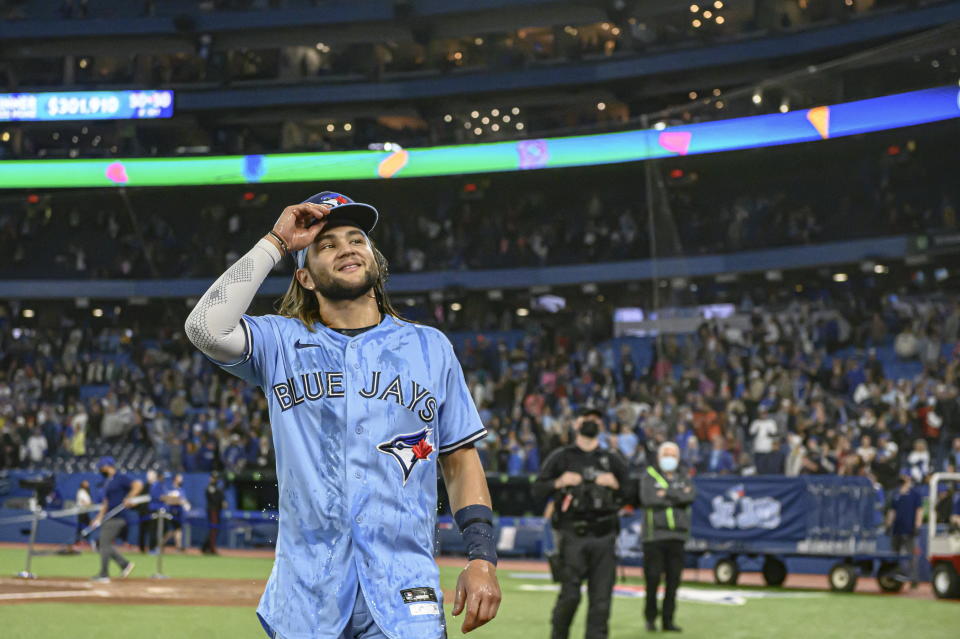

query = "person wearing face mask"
[
  {"left": 533, "top": 408, "right": 630, "bottom": 639},
  {"left": 640, "top": 442, "right": 695, "bottom": 632}
]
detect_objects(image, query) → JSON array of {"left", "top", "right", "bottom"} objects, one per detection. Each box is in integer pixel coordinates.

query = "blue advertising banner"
[
  {"left": 691, "top": 476, "right": 877, "bottom": 543},
  {"left": 692, "top": 476, "right": 810, "bottom": 541}
]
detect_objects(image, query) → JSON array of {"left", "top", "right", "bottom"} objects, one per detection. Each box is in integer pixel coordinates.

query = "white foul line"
[{"left": 0, "top": 590, "right": 109, "bottom": 601}]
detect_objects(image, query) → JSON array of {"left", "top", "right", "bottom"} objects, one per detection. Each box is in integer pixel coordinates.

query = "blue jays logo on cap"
[
  {"left": 377, "top": 428, "right": 434, "bottom": 485},
  {"left": 295, "top": 190, "right": 379, "bottom": 269}
]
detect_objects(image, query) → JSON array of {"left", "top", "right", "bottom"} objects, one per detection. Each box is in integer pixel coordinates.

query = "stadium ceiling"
[{"left": 0, "top": 84, "right": 955, "bottom": 189}]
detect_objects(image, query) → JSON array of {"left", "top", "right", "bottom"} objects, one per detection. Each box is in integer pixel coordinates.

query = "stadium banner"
[
  {"left": 692, "top": 476, "right": 810, "bottom": 542},
  {"left": 690, "top": 475, "right": 877, "bottom": 543},
  {"left": 0, "top": 90, "right": 173, "bottom": 122},
  {"left": 0, "top": 85, "right": 956, "bottom": 189}
]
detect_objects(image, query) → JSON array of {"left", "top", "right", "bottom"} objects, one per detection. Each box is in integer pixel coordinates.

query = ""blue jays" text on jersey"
[{"left": 215, "top": 314, "right": 486, "bottom": 639}]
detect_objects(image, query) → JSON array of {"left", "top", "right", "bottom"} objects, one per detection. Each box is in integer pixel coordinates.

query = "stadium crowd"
[
  {"left": 2, "top": 287, "right": 959, "bottom": 501},
  {"left": 1, "top": 128, "right": 954, "bottom": 280}
]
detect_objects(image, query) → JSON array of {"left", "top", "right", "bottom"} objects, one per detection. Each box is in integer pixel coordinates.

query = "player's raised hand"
[
  {"left": 270, "top": 203, "right": 331, "bottom": 253},
  {"left": 452, "top": 559, "right": 501, "bottom": 633}
]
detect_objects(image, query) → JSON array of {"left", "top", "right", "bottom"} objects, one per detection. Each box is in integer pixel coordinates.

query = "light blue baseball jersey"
[{"left": 215, "top": 313, "right": 486, "bottom": 639}]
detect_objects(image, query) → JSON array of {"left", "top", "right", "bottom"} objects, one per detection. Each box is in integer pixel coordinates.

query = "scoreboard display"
[{"left": 0, "top": 90, "right": 174, "bottom": 122}]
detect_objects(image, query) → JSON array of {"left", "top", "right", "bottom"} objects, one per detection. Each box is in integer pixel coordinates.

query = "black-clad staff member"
[
  {"left": 202, "top": 472, "right": 227, "bottom": 555},
  {"left": 534, "top": 409, "right": 630, "bottom": 639},
  {"left": 641, "top": 442, "right": 695, "bottom": 632}
]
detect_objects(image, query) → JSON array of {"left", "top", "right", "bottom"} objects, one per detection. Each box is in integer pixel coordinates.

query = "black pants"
[
  {"left": 75, "top": 513, "right": 90, "bottom": 544},
  {"left": 138, "top": 510, "right": 155, "bottom": 552},
  {"left": 551, "top": 529, "right": 617, "bottom": 639},
  {"left": 643, "top": 539, "right": 685, "bottom": 626}
]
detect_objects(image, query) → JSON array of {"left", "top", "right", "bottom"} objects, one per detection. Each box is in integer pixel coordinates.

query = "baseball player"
[{"left": 184, "top": 192, "right": 501, "bottom": 639}]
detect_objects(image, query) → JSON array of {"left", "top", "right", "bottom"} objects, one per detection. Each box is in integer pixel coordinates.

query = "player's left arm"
[{"left": 440, "top": 446, "right": 502, "bottom": 633}]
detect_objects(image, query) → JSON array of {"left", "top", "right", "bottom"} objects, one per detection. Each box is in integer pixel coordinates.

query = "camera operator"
[
  {"left": 641, "top": 442, "right": 695, "bottom": 632},
  {"left": 534, "top": 409, "right": 630, "bottom": 639}
]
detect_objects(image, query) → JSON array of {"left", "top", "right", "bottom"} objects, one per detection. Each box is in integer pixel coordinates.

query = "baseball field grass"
[{"left": 0, "top": 548, "right": 957, "bottom": 639}]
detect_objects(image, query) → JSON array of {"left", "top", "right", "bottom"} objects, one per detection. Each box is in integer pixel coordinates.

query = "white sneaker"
[
  {"left": 91, "top": 576, "right": 111, "bottom": 584},
  {"left": 121, "top": 562, "right": 135, "bottom": 579}
]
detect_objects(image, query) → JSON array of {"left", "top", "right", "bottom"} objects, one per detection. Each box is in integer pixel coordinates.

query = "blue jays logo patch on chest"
[{"left": 377, "top": 428, "right": 433, "bottom": 484}]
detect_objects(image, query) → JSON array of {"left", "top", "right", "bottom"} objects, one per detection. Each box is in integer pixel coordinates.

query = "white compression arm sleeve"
[{"left": 184, "top": 238, "right": 283, "bottom": 364}]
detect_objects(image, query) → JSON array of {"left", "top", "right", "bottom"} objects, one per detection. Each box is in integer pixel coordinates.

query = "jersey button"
[
  {"left": 354, "top": 363, "right": 360, "bottom": 369},
  {"left": 355, "top": 426, "right": 363, "bottom": 434},
  {"left": 355, "top": 515, "right": 363, "bottom": 523},
  {"left": 354, "top": 471, "right": 362, "bottom": 479}
]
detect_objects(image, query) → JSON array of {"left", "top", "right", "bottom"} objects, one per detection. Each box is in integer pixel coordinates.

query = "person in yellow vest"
[{"left": 640, "top": 442, "right": 695, "bottom": 632}]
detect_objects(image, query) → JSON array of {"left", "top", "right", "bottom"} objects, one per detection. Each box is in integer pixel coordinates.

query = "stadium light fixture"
[
  {"left": 716, "top": 15, "right": 725, "bottom": 24},
  {"left": 0, "top": 131, "right": 8, "bottom": 142},
  {"left": 874, "top": 265, "right": 889, "bottom": 274},
  {"left": 491, "top": 124, "right": 500, "bottom": 131},
  {"left": 92, "top": 308, "right": 104, "bottom": 317},
  {"left": 511, "top": 107, "right": 520, "bottom": 115},
  {"left": 611, "top": 27, "right": 621, "bottom": 36},
  {"left": 516, "top": 308, "right": 530, "bottom": 317},
  {"left": 502, "top": 115, "right": 511, "bottom": 123},
  {"left": 481, "top": 117, "right": 490, "bottom": 124},
  {"left": 471, "top": 110, "right": 480, "bottom": 119},
  {"left": 516, "top": 122, "right": 524, "bottom": 130},
  {"left": 715, "top": 100, "right": 724, "bottom": 109},
  {"left": 474, "top": 37, "right": 483, "bottom": 45},
  {"left": 491, "top": 109, "right": 500, "bottom": 116},
  {"left": 689, "top": 91, "right": 698, "bottom": 99},
  {"left": 344, "top": 123, "right": 352, "bottom": 131},
  {"left": 22, "top": 309, "right": 34, "bottom": 318},
  {"left": 692, "top": 19, "right": 702, "bottom": 27},
  {"left": 712, "top": 88, "right": 721, "bottom": 96},
  {"left": 752, "top": 92, "right": 762, "bottom": 105},
  {"left": 450, "top": 302, "right": 462, "bottom": 311},
  {"left": 474, "top": 128, "right": 482, "bottom": 135},
  {"left": 833, "top": 273, "right": 848, "bottom": 282},
  {"left": 779, "top": 100, "right": 790, "bottom": 113},
  {"left": 653, "top": 122, "right": 666, "bottom": 130},
  {"left": 690, "top": 4, "right": 699, "bottom": 12},
  {"left": 597, "top": 102, "right": 606, "bottom": 111},
  {"left": 443, "top": 114, "right": 453, "bottom": 122},
  {"left": 714, "top": 0, "right": 723, "bottom": 8},
  {"left": 326, "top": 124, "right": 334, "bottom": 132},
  {"left": 703, "top": 11, "right": 712, "bottom": 18}
]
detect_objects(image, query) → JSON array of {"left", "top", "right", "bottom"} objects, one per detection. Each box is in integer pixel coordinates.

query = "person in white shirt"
[
  {"left": 749, "top": 406, "right": 778, "bottom": 453},
  {"left": 73, "top": 480, "right": 94, "bottom": 550},
  {"left": 26, "top": 429, "right": 48, "bottom": 464}
]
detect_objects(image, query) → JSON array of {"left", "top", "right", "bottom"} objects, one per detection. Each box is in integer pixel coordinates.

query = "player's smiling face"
[{"left": 298, "top": 225, "right": 379, "bottom": 301}]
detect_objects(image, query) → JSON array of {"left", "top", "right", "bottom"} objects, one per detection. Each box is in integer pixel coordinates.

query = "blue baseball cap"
[
  {"left": 295, "top": 191, "right": 379, "bottom": 269},
  {"left": 97, "top": 456, "right": 116, "bottom": 469}
]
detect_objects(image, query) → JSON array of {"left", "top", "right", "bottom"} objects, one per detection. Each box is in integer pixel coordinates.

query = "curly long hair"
[{"left": 275, "top": 239, "right": 404, "bottom": 331}]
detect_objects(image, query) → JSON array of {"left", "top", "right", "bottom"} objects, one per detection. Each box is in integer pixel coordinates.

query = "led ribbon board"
[
  {"left": 0, "top": 85, "right": 955, "bottom": 189},
  {"left": 0, "top": 90, "right": 174, "bottom": 122}
]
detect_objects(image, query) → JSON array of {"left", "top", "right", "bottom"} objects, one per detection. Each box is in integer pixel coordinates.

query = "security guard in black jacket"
[
  {"left": 640, "top": 441, "right": 695, "bottom": 632},
  {"left": 534, "top": 409, "right": 630, "bottom": 639}
]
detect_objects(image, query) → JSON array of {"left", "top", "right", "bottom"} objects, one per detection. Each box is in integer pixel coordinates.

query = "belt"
[{"left": 559, "top": 514, "right": 619, "bottom": 537}]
